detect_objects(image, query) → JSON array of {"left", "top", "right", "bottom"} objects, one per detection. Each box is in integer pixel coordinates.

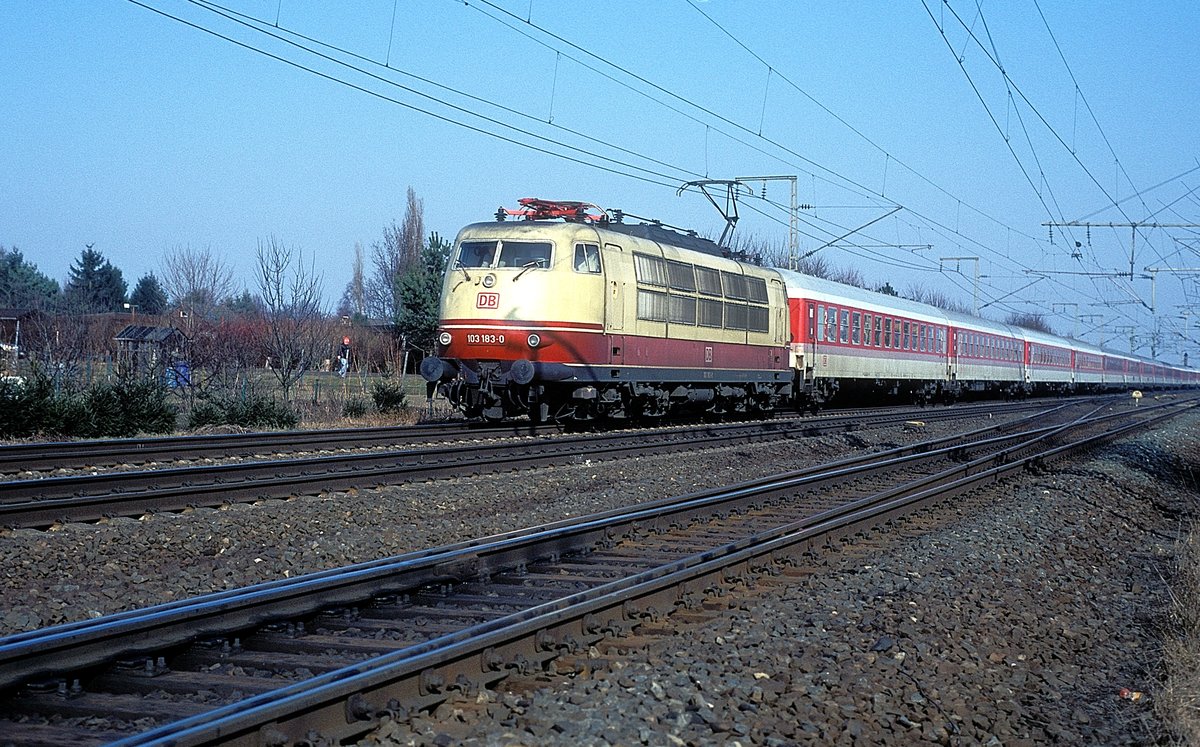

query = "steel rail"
[
  {"left": 0, "top": 421, "right": 542, "bottom": 474},
  {"left": 0, "top": 399, "right": 1095, "bottom": 690},
  {"left": 0, "top": 396, "right": 1106, "bottom": 475},
  {"left": 0, "top": 399, "right": 1183, "bottom": 722},
  {"left": 96, "top": 398, "right": 1193, "bottom": 746},
  {"left": 0, "top": 399, "right": 1065, "bottom": 529}
]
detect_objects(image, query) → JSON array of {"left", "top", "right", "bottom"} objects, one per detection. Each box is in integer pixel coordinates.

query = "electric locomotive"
[{"left": 420, "top": 199, "right": 792, "bottom": 422}]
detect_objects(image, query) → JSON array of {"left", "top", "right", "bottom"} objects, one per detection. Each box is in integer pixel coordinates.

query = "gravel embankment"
[
  {"left": 2, "top": 406, "right": 1196, "bottom": 745},
  {"left": 0, "top": 416, "right": 997, "bottom": 634},
  {"left": 362, "top": 411, "right": 1199, "bottom": 746}
]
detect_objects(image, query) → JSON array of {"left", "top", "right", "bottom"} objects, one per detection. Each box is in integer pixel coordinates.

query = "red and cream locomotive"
[{"left": 421, "top": 199, "right": 1198, "bottom": 421}]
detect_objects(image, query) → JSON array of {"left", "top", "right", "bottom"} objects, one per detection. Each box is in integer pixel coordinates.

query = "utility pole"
[
  {"left": 737, "top": 175, "right": 807, "bottom": 269},
  {"left": 940, "top": 256, "right": 980, "bottom": 315},
  {"left": 1042, "top": 221, "right": 1200, "bottom": 279},
  {"left": 1051, "top": 302, "right": 1079, "bottom": 339}
]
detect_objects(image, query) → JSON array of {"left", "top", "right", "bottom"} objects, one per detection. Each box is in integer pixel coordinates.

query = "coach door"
[
  {"left": 949, "top": 328, "right": 959, "bottom": 380},
  {"left": 806, "top": 302, "right": 816, "bottom": 376}
]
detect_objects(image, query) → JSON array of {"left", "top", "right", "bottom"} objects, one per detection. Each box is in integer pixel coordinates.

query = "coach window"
[
  {"left": 827, "top": 308, "right": 838, "bottom": 341},
  {"left": 902, "top": 321, "right": 910, "bottom": 350},
  {"left": 873, "top": 315, "right": 882, "bottom": 347},
  {"left": 884, "top": 318, "right": 892, "bottom": 348},
  {"left": 574, "top": 243, "right": 601, "bottom": 273},
  {"left": 817, "top": 305, "right": 825, "bottom": 342},
  {"left": 851, "top": 312, "right": 861, "bottom": 345},
  {"left": 864, "top": 315, "right": 873, "bottom": 346},
  {"left": 839, "top": 309, "right": 850, "bottom": 343}
]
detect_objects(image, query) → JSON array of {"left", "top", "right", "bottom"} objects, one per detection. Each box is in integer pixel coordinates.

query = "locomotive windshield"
[
  {"left": 456, "top": 240, "right": 553, "bottom": 269},
  {"left": 458, "top": 241, "right": 497, "bottom": 268},
  {"left": 497, "top": 241, "right": 552, "bottom": 268}
]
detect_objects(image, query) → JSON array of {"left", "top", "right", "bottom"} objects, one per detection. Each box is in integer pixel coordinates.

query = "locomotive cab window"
[
  {"left": 497, "top": 241, "right": 552, "bottom": 268},
  {"left": 574, "top": 243, "right": 601, "bottom": 274},
  {"left": 458, "top": 240, "right": 498, "bottom": 268}
]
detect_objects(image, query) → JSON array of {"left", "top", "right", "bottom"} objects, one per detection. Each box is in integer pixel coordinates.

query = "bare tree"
[
  {"left": 903, "top": 283, "right": 973, "bottom": 314},
  {"left": 161, "top": 245, "right": 236, "bottom": 321},
  {"left": 365, "top": 187, "right": 425, "bottom": 322},
  {"left": 1005, "top": 312, "right": 1054, "bottom": 335},
  {"left": 338, "top": 242, "right": 367, "bottom": 319},
  {"left": 255, "top": 237, "right": 328, "bottom": 400},
  {"left": 399, "top": 187, "right": 425, "bottom": 268}
]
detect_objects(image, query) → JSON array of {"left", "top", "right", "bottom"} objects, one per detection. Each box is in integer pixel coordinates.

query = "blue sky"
[{"left": 2, "top": 1, "right": 1198, "bottom": 361}]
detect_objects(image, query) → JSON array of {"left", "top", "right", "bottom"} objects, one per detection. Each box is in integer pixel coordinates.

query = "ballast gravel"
[
  {"left": 362, "top": 410, "right": 1199, "bottom": 746},
  {"left": 1, "top": 404, "right": 1197, "bottom": 745},
  {"left": 0, "top": 416, "right": 1003, "bottom": 633}
]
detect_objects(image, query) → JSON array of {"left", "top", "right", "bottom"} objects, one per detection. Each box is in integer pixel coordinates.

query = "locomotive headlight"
[
  {"left": 527, "top": 333, "right": 541, "bottom": 348},
  {"left": 482, "top": 273, "right": 496, "bottom": 288},
  {"left": 438, "top": 332, "right": 452, "bottom": 346}
]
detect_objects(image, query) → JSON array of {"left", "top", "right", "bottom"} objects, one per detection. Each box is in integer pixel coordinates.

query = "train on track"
[{"left": 420, "top": 198, "right": 1199, "bottom": 422}]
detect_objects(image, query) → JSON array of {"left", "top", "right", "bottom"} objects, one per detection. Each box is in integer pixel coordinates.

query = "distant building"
[
  {"left": 113, "top": 324, "right": 188, "bottom": 381},
  {"left": 0, "top": 308, "right": 37, "bottom": 370}
]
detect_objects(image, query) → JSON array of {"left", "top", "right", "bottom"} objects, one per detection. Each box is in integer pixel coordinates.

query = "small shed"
[
  {"left": 0, "top": 308, "right": 37, "bottom": 370},
  {"left": 114, "top": 324, "right": 188, "bottom": 379}
]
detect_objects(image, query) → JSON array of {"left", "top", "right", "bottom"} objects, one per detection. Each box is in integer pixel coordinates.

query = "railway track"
[
  {"left": 0, "top": 399, "right": 1065, "bottom": 530},
  {"left": 0, "top": 397, "right": 1098, "bottom": 476},
  {"left": 0, "top": 396, "right": 1189, "bottom": 746}
]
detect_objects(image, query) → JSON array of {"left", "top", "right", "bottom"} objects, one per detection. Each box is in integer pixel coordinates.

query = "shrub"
[
  {"left": 371, "top": 379, "right": 407, "bottom": 413},
  {"left": 342, "top": 397, "right": 368, "bottom": 418},
  {"left": 0, "top": 374, "right": 176, "bottom": 438},
  {"left": 188, "top": 389, "right": 298, "bottom": 430},
  {"left": 86, "top": 378, "right": 177, "bottom": 437}
]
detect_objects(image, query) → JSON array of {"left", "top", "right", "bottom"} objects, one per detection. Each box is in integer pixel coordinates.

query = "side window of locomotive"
[
  {"left": 574, "top": 243, "right": 601, "bottom": 274},
  {"left": 458, "top": 240, "right": 498, "bottom": 268},
  {"left": 698, "top": 298, "right": 723, "bottom": 327},
  {"left": 636, "top": 289, "right": 670, "bottom": 321},
  {"left": 667, "top": 260, "right": 696, "bottom": 291},
  {"left": 745, "top": 276, "right": 769, "bottom": 303},
  {"left": 721, "top": 272, "right": 748, "bottom": 301},
  {"left": 670, "top": 295, "right": 697, "bottom": 325},
  {"left": 748, "top": 305, "right": 769, "bottom": 332},
  {"left": 696, "top": 267, "right": 722, "bottom": 296},
  {"left": 497, "top": 241, "right": 552, "bottom": 268},
  {"left": 725, "top": 303, "right": 748, "bottom": 330},
  {"left": 633, "top": 253, "right": 668, "bottom": 286}
]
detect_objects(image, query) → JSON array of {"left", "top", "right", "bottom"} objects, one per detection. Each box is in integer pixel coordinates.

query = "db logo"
[{"left": 476, "top": 292, "right": 500, "bottom": 309}]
